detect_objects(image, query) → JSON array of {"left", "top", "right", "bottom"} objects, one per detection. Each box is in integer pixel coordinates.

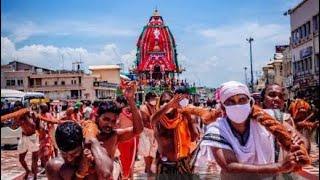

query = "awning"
[{"left": 120, "top": 74, "right": 131, "bottom": 80}]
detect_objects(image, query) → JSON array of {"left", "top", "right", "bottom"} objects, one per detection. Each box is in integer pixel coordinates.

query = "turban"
[{"left": 219, "top": 81, "right": 250, "bottom": 104}]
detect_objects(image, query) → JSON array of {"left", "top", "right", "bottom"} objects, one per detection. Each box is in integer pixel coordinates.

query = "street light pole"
[
  {"left": 246, "top": 37, "right": 254, "bottom": 92},
  {"left": 244, "top": 67, "right": 248, "bottom": 86}
]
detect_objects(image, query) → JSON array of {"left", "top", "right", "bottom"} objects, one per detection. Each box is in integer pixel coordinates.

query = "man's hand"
[
  {"left": 279, "top": 152, "right": 297, "bottom": 173},
  {"left": 290, "top": 144, "right": 310, "bottom": 165},
  {"left": 77, "top": 148, "right": 94, "bottom": 177},
  {"left": 291, "top": 132, "right": 304, "bottom": 145},
  {"left": 167, "top": 94, "right": 188, "bottom": 109},
  {"left": 121, "top": 81, "right": 137, "bottom": 100}
]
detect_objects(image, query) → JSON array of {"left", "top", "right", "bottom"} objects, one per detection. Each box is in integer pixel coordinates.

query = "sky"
[{"left": 1, "top": 0, "right": 302, "bottom": 88}]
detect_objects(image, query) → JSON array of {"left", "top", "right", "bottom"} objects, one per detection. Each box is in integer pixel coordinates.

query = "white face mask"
[
  {"left": 149, "top": 100, "right": 157, "bottom": 106},
  {"left": 179, "top": 98, "right": 189, "bottom": 108},
  {"left": 224, "top": 102, "right": 251, "bottom": 123}
]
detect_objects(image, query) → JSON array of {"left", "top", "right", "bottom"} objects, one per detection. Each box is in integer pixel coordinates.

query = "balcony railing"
[{"left": 29, "top": 84, "right": 84, "bottom": 91}]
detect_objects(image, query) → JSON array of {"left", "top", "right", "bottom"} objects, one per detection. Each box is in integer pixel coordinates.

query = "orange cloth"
[
  {"left": 39, "top": 124, "right": 54, "bottom": 162},
  {"left": 289, "top": 99, "right": 311, "bottom": 119},
  {"left": 160, "top": 114, "right": 192, "bottom": 159}
]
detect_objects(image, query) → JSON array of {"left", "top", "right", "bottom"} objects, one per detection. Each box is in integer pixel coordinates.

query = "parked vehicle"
[
  {"left": 1, "top": 120, "right": 21, "bottom": 147},
  {"left": 1, "top": 89, "right": 25, "bottom": 147}
]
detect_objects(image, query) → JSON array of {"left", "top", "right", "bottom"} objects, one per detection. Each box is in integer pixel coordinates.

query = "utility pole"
[
  {"left": 246, "top": 37, "right": 254, "bottom": 92},
  {"left": 244, "top": 67, "right": 248, "bottom": 86}
]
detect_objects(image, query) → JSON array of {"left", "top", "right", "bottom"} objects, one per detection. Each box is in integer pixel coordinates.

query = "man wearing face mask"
[
  {"left": 150, "top": 90, "right": 197, "bottom": 176},
  {"left": 138, "top": 92, "right": 158, "bottom": 174},
  {"left": 196, "top": 81, "right": 306, "bottom": 179}
]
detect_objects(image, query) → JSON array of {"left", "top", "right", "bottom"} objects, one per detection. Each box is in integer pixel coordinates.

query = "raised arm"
[
  {"left": 88, "top": 138, "right": 113, "bottom": 180},
  {"left": 74, "top": 138, "right": 112, "bottom": 180},
  {"left": 179, "top": 106, "right": 222, "bottom": 124},
  {"left": 1, "top": 108, "right": 29, "bottom": 122},
  {"left": 150, "top": 94, "right": 186, "bottom": 125},
  {"left": 118, "top": 82, "right": 144, "bottom": 142}
]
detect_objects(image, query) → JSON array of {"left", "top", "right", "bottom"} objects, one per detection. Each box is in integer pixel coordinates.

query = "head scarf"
[{"left": 219, "top": 81, "right": 250, "bottom": 104}]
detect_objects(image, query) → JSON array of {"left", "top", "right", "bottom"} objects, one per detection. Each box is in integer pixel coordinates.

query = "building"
[
  {"left": 89, "top": 65, "right": 121, "bottom": 100},
  {"left": 286, "top": 0, "right": 319, "bottom": 100},
  {"left": 1, "top": 61, "right": 121, "bottom": 101},
  {"left": 281, "top": 46, "right": 295, "bottom": 99},
  {"left": 256, "top": 49, "right": 286, "bottom": 92},
  {"left": 1, "top": 61, "right": 53, "bottom": 92}
]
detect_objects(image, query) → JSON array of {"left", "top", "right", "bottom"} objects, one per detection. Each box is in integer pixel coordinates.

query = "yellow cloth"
[{"left": 160, "top": 114, "right": 192, "bottom": 159}]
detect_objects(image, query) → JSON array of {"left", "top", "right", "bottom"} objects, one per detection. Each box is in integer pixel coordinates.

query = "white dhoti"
[
  {"left": 17, "top": 133, "right": 40, "bottom": 154},
  {"left": 112, "top": 158, "right": 122, "bottom": 180},
  {"left": 138, "top": 128, "right": 158, "bottom": 158}
]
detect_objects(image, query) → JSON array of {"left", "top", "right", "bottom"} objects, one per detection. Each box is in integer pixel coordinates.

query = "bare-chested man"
[
  {"left": 151, "top": 90, "right": 197, "bottom": 175},
  {"left": 138, "top": 92, "right": 158, "bottom": 174},
  {"left": 12, "top": 101, "right": 40, "bottom": 180},
  {"left": 46, "top": 121, "right": 112, "bottom": 180},
  {"left": 95, "top": 84, "right": 143, "bottom": 179}
]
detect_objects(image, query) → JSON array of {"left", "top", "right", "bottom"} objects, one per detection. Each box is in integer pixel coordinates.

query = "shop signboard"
[{"left": 300, "top": 46, "right": 312, "bottom": 59}]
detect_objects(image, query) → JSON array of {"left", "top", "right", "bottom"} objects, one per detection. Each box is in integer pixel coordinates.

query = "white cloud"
[
  {"left": 198, "top": 22, "right": 289, "bottom": 47},
  {"left": 1, "top": 37, "right": 16, "bottom": 60},
  {"left": 2, "top": 19, "right": 137, "bottom": 42},
  {"left": 177, "top": 22, "right": 290, "bottom": 87},
  {"left": 1, "top": 36, "right": 134, "bottom": 72},
  {"left": 121, "top": 49, "right": 137, "bottom": 72}
]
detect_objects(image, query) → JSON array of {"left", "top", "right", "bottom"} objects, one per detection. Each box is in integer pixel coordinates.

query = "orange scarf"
[{"left": 160, "top": 113, "right": 191, "bottom": 158}]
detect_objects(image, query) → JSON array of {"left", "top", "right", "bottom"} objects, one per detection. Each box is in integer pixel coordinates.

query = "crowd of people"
[
  {"left": 138, "top": 77, "right": 191, "bottom": 91},
  {"left": 1, "top": 80, "right": 319, "bottom": 180}
]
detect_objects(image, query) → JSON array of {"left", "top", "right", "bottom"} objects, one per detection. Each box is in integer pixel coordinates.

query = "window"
[
  {"left": 313, "top": 14, "right": 319, "bottom": 32},
  {"left": 316, "top": 55, "right": 320, "bottom": 70},
  {"left": 35, "top": 78, "right": 41, "bottom": 86},
  {"left": 54, "top": 81, "right": 58, "bottom": 85},
  {"left": 298, "top": 27, "right": 302, "bottom": 39},
  {"left": 309, "top": 57, "right": 313, "bottom": 70},
  {"left": 17, "top": 79, "right": 23, "bottom": 86},
  {"left": 10, "top": 80, "right": 15, "bottom": 86},
  {"left": 306, "top": 21, "right": 311, "bottom": 36},
  {"left": 45, "top": 81, "right": 48, "bottom": 86},
  {"left": 305, "top": 59, "right": 309, "bottom": 72},
  {"left": 61, "top": 81, "right": 65, "bottom": 85},
  {"left": 298, "top": 61, "right": 302, "bottom": 72},
  {"left": 302, "top": 25, "right": 306, "bottom": 37},
  {"left": 6, "top": 80, "right": 10, "bottom": 86}
]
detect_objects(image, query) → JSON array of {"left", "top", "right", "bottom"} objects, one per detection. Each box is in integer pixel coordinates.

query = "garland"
[
  {"left": 81, "top": 120, "right": 100, "bottom": 139},
  {"left": 179, "top": 106, "right": 222, "bottom": 125}
]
